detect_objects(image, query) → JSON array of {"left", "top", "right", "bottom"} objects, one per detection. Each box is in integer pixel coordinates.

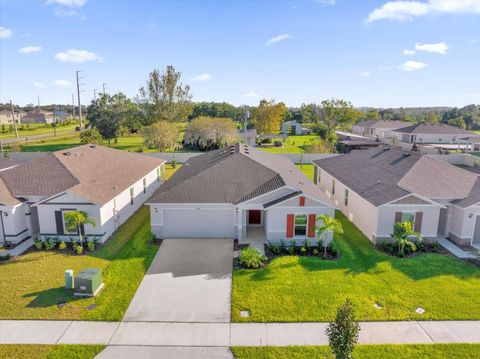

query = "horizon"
[{"left": 1, "top": 0, "right": 480, "bottom": 108}]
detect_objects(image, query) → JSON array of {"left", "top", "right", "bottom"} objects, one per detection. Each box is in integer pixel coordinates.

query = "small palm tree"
[
  {"left": 64, "top": 210, "right": 96, "bottom": 246},
  {"left": 316, "top": 214, "right": 343, "bottom": 256},
  {"left": 392, "top": 221, "right": 421, "bottom": 257}
]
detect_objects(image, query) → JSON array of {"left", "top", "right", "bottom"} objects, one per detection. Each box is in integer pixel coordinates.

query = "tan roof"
[
  {"left": 0, "top": 177, "right": 20, "bottom": 206},
  {"left": 54, "top": 145, "right": 165, "bottom": 204}
]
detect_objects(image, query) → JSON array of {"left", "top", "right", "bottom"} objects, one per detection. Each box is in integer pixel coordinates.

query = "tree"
[
  {"left": 321, "top": 99, "right": 360, "bottom": 144},
  {"left": 87, "top": 93, "right": 142, "bottom": 144},
  {"left": 141, "top": 121, "right": 180, "bottom": 151},
  {"left": 80, "top": 128, "right": 103, "bottom": 144},
  {"left": 426, "top": 111, "right": 439, "bottom": 124},
  {"left": 300, "top": 103, "right": 322, "bottom": 124},
  {"left": 138, "top": 65, "right": 193, "bottom": 123},
  {"left": 365, "top": 109, "right": 379, "bottom": 120},
  {"left": 316, "top": 214, "right": 343, "bottom": 256},
  {"left": 448, "top": 117, "right": 467, "bottom": 130},
  {"left": 192, "top": 102, "right": 243, "bottom": 121},
  {"left": 326, "top": 299, "right": 360, "bottom": 359},
  {"left": 251, "top": 99, "right": 287, "bottom": 134},
  {"left": 392, "top": 220, "right": 421, "bottom": 257},
  {"left": 63, "top": 210, "right": 96, "bottom": 246},
  {"left": 184, "top": 116, "right": 239, "bottom": 151}
]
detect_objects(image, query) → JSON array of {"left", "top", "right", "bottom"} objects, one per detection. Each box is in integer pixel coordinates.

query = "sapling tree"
[{"left": 326, "top": 299, "right": 360, "bottom": 359}]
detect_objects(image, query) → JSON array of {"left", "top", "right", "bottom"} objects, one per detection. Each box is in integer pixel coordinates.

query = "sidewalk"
[{"left": 1, "top": 320, "right": 480, "bottom": 346}]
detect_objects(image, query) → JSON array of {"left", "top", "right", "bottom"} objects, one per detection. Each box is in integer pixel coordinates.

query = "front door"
[
  {"left": 473, "top": 216, "right": 480, "bottom": 245},
  {"left": 248, "top": 210, "right": 262, "bottom": 225}
]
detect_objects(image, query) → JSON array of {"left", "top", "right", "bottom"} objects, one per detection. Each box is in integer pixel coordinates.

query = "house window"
[
  {"left": 344, "top": 189, "right": 349, "bottom": 206},
  {"left": 332, "top": 179, "right": 336, "bottom": 195},
  {"left": 157, "top": 167, "right": 161, "bottom": 182},
  {"left": 402, "top": 212, "right": 415, "bottom": 223},
  {"left": 317, "top": 169, "right": 321, "bottom": 185},
  {"left": 143, "top": 178, "right": 147, "bottom": 194},
  {"left": 130, "top": 187, "right": 134, "bottom": 205},
  {"left": 62, "top": 211, "right": 78, "bottom": 234},
  {"left": 294, "top": 215, "right": 307, "bottom": 236}
]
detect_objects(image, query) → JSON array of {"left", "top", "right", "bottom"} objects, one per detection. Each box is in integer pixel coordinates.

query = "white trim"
[{"left": 471, "top": 215, "right": 480, "bottom": 246}]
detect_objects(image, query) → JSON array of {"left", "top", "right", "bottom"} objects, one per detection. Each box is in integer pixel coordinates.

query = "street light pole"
[
  {"left": 10, "top": 100, "right": 18, "bottom": 139},
  {"left": 76, "top": 70, "right": 84, "bottom": 129}
]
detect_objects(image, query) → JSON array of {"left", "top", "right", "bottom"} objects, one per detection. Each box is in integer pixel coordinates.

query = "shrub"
[
  {"left": 239, "top": 247, "right": 266, "bottom": 269},
  {"left": 0, "top": 253, "right": 11, "bottom": 261},
  {"left": 34, "top": 238, "right": 43, "bottom": 250},
  {"left": 44, "top": 238, "right": 56, "bottom": 250},
  {"left": 279, "top": 239, "right": 287, "bottom": 253},
  {"left": 300, "top": 246, "right": 307, "bottom": 255},
  {"left": 87, "top": 241, "right": 96, "bottom": 252},
  {"left": 313, "top": 248, "right": 319, "bottom": 256},
  {"left": 302, "top": 239, "right": 311, "bottom": 253},
  {"left": 317, "top": 239, "right": 324, "bottom": 250},
  {"left": 266, "top": 241, "right": 281, "bottom": 255},
  {"left": 74, "top": 244, "right": 84, "bottom": 255},
  {"left": 326, "top": 299, "right": 360, "bottom": 359},
  {"left": 287, "top": 240, "right": 295, "bottom": 255},
  {"left": 330, "top": 241, "right": 340, "bottom": 257},
  {"left": 58, "top": 241, "right": 67, "bottom": 250}
]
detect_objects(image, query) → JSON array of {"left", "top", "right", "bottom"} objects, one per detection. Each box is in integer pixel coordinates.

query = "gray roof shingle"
[{"left": 393, "top": 123, "right": 474, "bottom": 135}]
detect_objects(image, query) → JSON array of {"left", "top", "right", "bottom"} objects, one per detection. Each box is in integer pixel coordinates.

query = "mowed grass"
[
  {"left": 232, "top": 344, "right": 480, "bottom": 359},
  {"left": 232, "top": 211, "right": 480, "bottom": 322},
  {"left": 0, "top": 206, "right": 159, "bottom": 321},
  {"left": 296, "top": 164, "right": 314, "bottom": 181},
  {"left": 0, "top": 345, "right": 104, "bottom": 359},
  {"left": 259, "top": 135, "right": 320, "bottom": 154},
  {"left": 0, "top": 123, "right": 77, "bottom": 140}
]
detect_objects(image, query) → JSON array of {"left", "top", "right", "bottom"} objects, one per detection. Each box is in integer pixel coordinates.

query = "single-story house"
[
  {"left": 313, "top": 147, "right": 480, "bottom": 247},
  {"left": 0, "top": 109, "right": 25, "bottom": 125},
  {"left": 352, "top": 120, "right": 412, "bottom": 140},
  {"left": 148, "top": 144, "right": 335, "bottom": 245},
  {"left": 392, "top": 123, "right": 477, "bottom": 145},
  {"left": 281, "top": 121, "right": 303, "bottom": 135},
  {"left": 0, "top": 144, "right": 166, "bottom": 245},
  {"left": 335, "top": 131, "right": 380, "bottom": 153},
  {"left": 22, "top": 108, "right": 55, "bottom": 124}
]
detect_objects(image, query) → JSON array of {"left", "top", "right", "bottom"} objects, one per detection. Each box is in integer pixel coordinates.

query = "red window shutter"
[
  {"left": 286, "top": 214, "right": 294, "bottom": 238},
  {"left": 414, "top": 212, "right": 423, "bottom": 232},
  {"left": 308, "top": 214, "right": 316, "bottom": 237},
  {"left": 299, "top": 196, "right": 305, "bottom": 206}
]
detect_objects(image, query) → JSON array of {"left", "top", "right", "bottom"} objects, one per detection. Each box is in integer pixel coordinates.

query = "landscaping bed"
[
  {"left": 232, "top": 344, "right": 480, "bottom": 359},
  {"left": 232, "top": 211, "right": 480, "bottom": 322},
  {"left": 0, "top": 206, "right": 159, "bottom": 321}
]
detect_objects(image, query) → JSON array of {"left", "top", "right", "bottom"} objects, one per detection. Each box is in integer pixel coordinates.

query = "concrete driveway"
[{"left": 123, "top": 238, "right": 233, "bottom": 323}]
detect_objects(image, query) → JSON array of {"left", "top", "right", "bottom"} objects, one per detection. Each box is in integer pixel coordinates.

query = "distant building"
[
  {"left": 352, "top": 120, "right": 412, "bottom": 140},
  {"left": 281, "top": 121, "right": 303, "bottom": 135},
  {"left": 22, "top": 108, "right": 55, "bottom": 124},
  {"left": 0, "top": 109, "right": 26, "bottom": 125},
  {"left": 392, "top": 123, "right": 477, "bottom": 144}
]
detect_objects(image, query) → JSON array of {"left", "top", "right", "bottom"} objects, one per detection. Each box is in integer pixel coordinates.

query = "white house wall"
[
  {"left": 448, "top": 204, "right": 480, "bottom": 245},
  {"left": 0, "top": 203, "right": 31, "bottom": 245}
]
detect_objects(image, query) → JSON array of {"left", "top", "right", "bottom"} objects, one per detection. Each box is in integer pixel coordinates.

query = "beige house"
[
  {"left": 313, "top": 147, "right": 480, "bottom": 247},
  {"left": 0, "top": 109, "right": 25, "bottom": 125},
  {"left": 22, "top": 109, "right": 55, "bottom": 124},
  {"left": 352, "top": 120, "right": 412, "bottom": 141}
]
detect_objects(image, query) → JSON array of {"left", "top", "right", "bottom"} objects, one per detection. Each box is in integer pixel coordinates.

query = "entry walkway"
[
  {"left": 2, "top": 320, "right": 480, "bottom": 346},
  {"left": 438, "top": 238, "right": 478, "bottom": 259},
  {"left": 2, "top": 238, "right": 34, "bottom": 257}
]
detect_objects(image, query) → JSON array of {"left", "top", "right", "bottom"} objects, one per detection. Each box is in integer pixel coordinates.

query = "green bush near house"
[{"left": 232, "top": 211, "right": 480, "bottom": 322}]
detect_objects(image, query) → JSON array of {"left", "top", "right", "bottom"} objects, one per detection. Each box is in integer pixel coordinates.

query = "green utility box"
[{"left": 74, "top": 268, "right": 104, "bottom": 297}]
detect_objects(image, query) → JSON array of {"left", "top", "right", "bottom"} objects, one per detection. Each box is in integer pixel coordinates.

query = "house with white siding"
[
  {"left": 0, "top": 145, "right": 166, "bottom": 246},
  {"left": 313, "top": 147, "right": 480, "bottom": 247},
  {"left": 352, "top": 120, "right": 412, "bottom": 141},
  {"left": 148, "top": 144, "right": 335, "bottom": 245},
  {"left": 392, "top": 123, "right": 478, "bottom": 145}
]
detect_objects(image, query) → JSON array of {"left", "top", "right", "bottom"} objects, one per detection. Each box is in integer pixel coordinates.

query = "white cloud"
[
  {"left": 54, "top": 8, "right": 78, "bottom": 17},
  {"left": 360, "top": 71, "right": 371, "bottom": 77},
  {"left": 398, "top": 60, "right": 427, "bottom": 71},
  {"left": 403, "top": 49, "right": 416, "bottom": 56},
  {"left": 52, "top": 79, "right": 72, "bottom": 87},
  {"left": 34, "top": 82, "right": 45, "bottom": 88},
  {"left": 243, "top": 91, "right": 259, "bottom": 98},
  {"left": 0, "top": 27, "right": 12, "bottom": 39},
  {"left": 46, "top": 0, "right": 86, "bottom": 7},
  {"left": 192, "top": 73, "right": 212, "bottom": 82},
  {"left": 19, "top": 46, "right": 42, "bottom": 54},
  {"left": 54, "top": 49, "right": 103, "bottom": 63},
  {"left": 367, "top": 0, "right": 480, "bottom": 23},
  {"left": 266, "top": 33, "right": 292, "bottom": 46},
  {"left": 415, "top": 42, "right": 449, "bottom": 54}
]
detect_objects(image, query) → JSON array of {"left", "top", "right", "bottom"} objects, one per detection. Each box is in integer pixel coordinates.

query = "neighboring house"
[
  {"left": 0, "top": 109, "right": 25, "bottom": 125},
  {"left": 281, "top": 121, "right": 303, "bottom": 135},
  {"left": 22, "top": 108, "right": 55, "bottom": 124},
  {"left": 392, "top": 123, "right": 476, "bottom": 144},
  {"left": 352, "top": 120, "right": 412, "bottom": 140},
  {"left": 148, "top": 144, "right": 335, "bottom": 245},
  {"left": 335, "top": 131, "right": 380, "bottom": 153},
  {"left": 0, "top": 144, "right": 166, "bottom": 246},
  {"left": 313, "top": 147, "right": 480, "bottom": 247},
  {"left": 53, "top": 110, "right": 73, "bottom": 123},
  {"left": 239, "top": 128, "right": 258, "bottom": 147}
]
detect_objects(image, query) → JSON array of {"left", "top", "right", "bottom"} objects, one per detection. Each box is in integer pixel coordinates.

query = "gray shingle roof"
[
  {"left": 452, "top": 178, "right": 480, "bottom": 208},
  {"left": 393, "top": 123, "right": 473, "bottom": 135},
  {"left": 313, "top": 147, "right": 478, "bottom": 207},
  {"left": 149, "top": 144, "right": 330, "bottom": 205}
]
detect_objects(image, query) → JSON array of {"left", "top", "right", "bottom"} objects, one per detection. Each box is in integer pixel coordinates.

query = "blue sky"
[{"left": 1, "top": 0, "right": 479, "bottom": 107}]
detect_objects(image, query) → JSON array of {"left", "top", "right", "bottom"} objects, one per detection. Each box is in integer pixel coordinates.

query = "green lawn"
[
  {"left": 232, "top": 211, "right": 480, "bottom": 322},
  {"left": 0, "top": 345, "right": 104, "bottom": 359},
  {"left": 232, "top": 344, "right": 480, "bottom": 359},
  {"left": 258, "top": 135, "right": 320, "bottom": 154},
  {"left": 296, "top": 164, "right": 314, "bottom": 181},
  {"left": 0, "top": 206, "right": 159, "bottom": 321},
  {"left": 0, "top": 123, "right": 78, "bottom": 140}
]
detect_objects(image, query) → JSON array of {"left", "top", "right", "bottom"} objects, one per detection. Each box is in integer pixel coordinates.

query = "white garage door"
[{"left": 163, "top": 208, "right": 235, "bottom": 238}]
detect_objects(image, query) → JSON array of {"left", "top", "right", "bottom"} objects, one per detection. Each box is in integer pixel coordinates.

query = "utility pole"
[
  {"left": 10, "top": 100, "right": 19, "bottom": 139},
  {"left": 71, "top": 93, "right": 75, "bottom": 118},
  {"left": 52, "top": 104, "right": 57, "bottom": 137},
  {"left": 244, "top": 106, "right": 249, "bottom": 144},
  {"left": 102, "top": 82, "right": 107, "bottom": 95},
  {"left": 93, "top": 89, "right": 97, "bottom": 101},
  {"left": 76, "top": 70, "right": 85, "bottom": 129}
]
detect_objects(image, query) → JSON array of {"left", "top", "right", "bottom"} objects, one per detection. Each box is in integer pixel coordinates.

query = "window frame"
[{"left": 294, "top": 214, "right": 308, "bottom": 237}]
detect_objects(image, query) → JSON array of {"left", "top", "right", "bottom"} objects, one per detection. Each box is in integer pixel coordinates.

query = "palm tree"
[
  {"left": 316, "top": 214, "right": 343, "bottom": 257},
  {"left": 64, "top": 210, "right": 96, "bottom": 246},
  {"left": 392, "top": 221, "right": 421, "bottom": 257}
]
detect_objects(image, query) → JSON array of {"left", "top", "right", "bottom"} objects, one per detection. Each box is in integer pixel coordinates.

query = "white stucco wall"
[
  {"left": 448, "top": 204, "right": 480, "bottom": 245},
  {"left": 399, "top": 133, "right": 465, "bottom": 144},
  {"left": 0, "top": 203, "right": 31, "bottom": 245}
]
